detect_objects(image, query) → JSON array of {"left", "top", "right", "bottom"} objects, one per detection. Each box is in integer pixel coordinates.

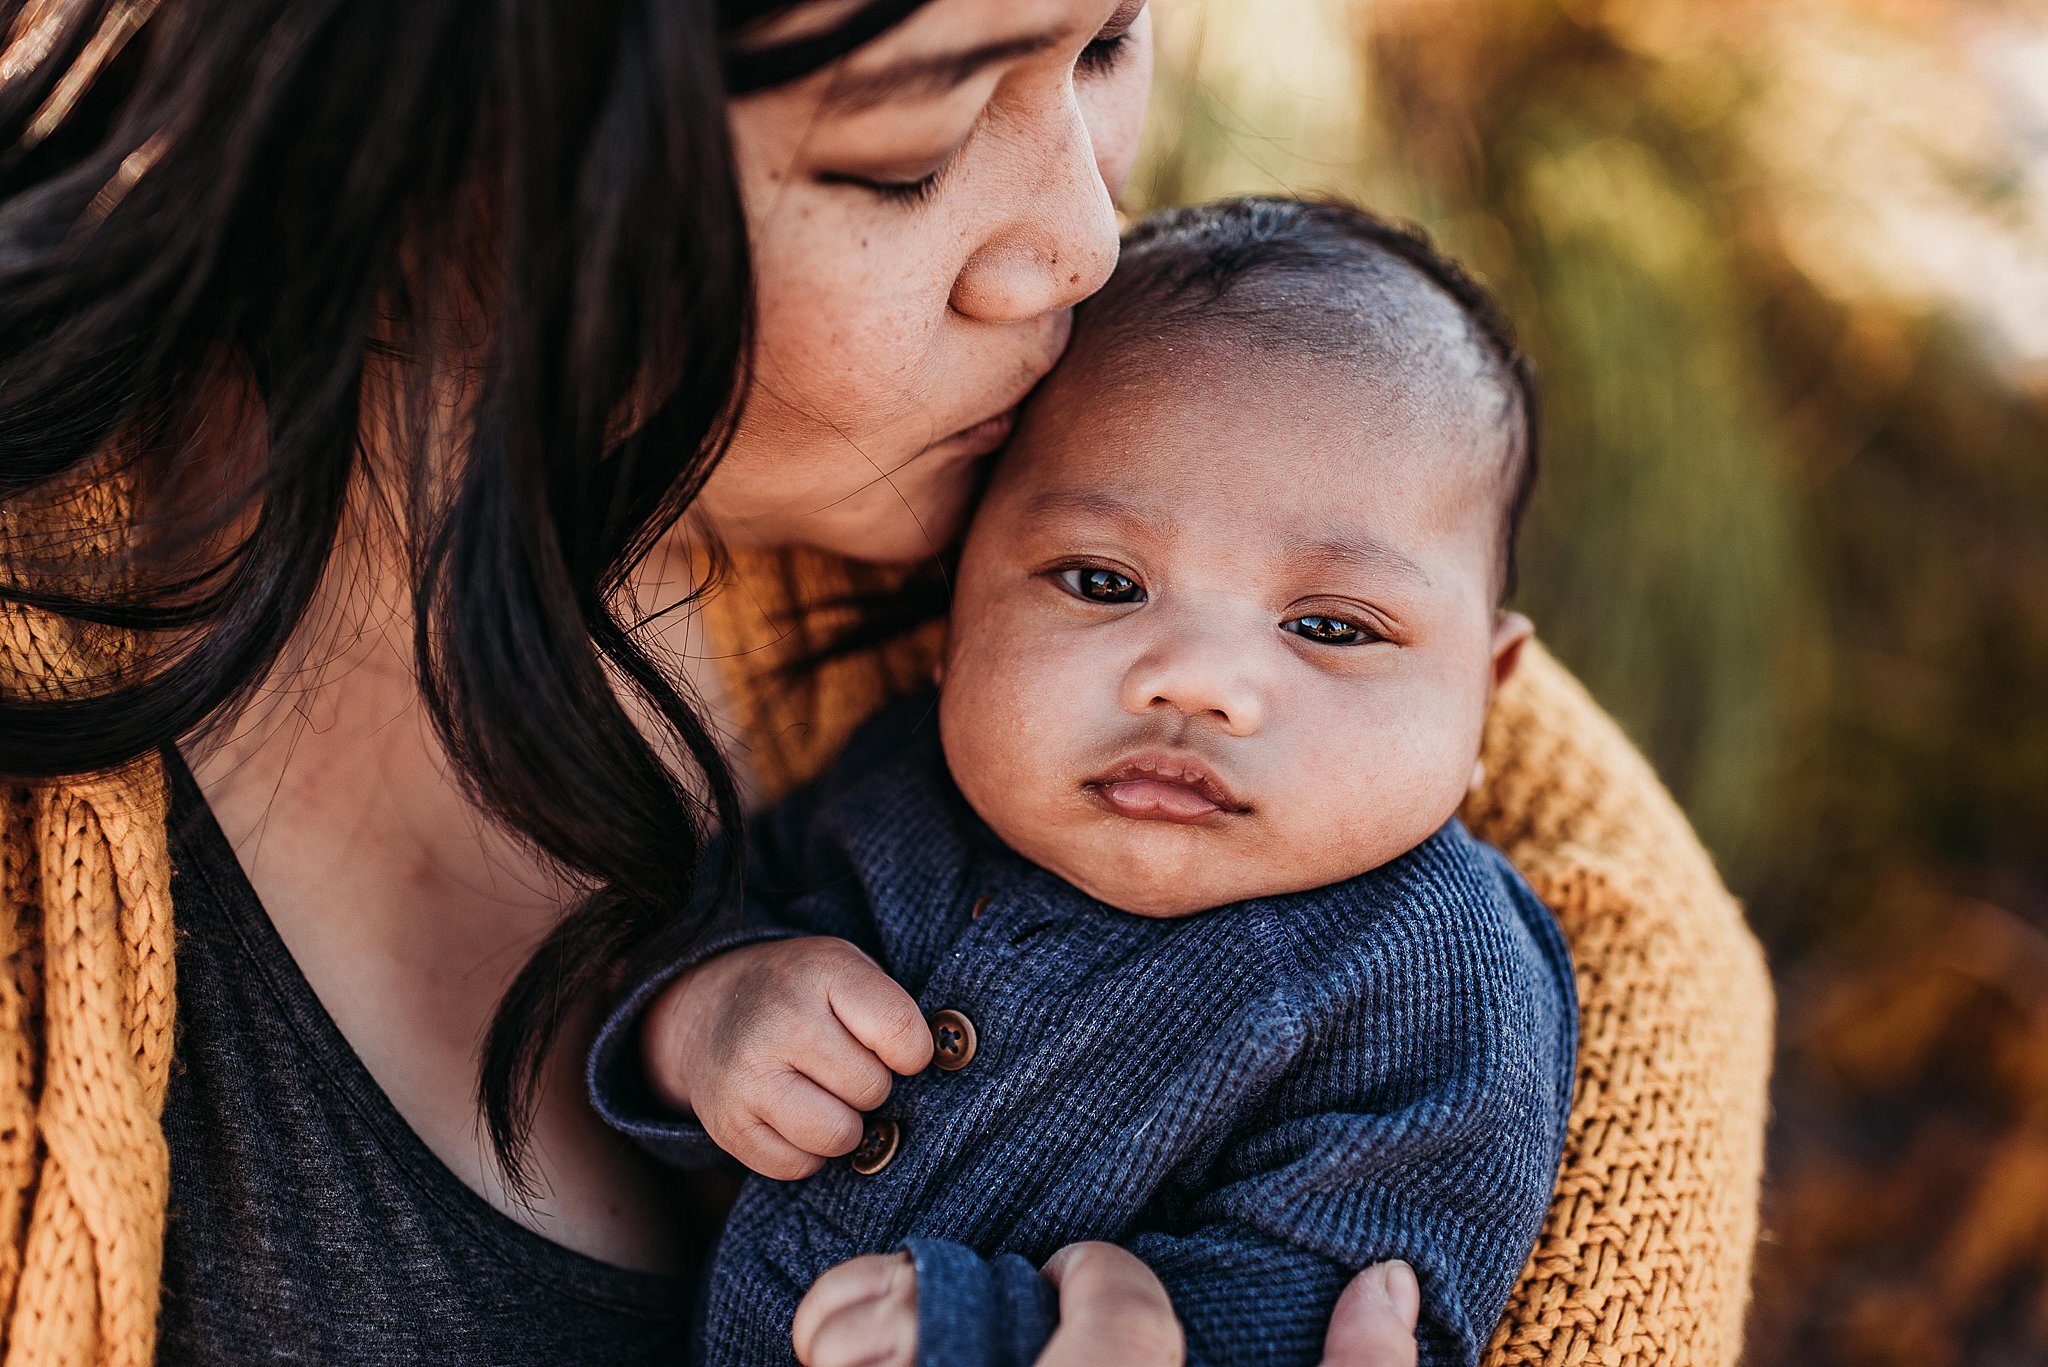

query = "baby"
[{"left": 590, "top": 197, "right": 1576, "bottom": 1367}]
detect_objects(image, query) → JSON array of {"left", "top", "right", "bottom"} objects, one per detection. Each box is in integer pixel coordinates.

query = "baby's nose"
[{"left": 1117, "top": 631, "right": 1266, "bottom": 737}]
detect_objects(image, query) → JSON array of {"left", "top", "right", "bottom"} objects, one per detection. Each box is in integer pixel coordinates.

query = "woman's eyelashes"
[
  {"left": 820, "top": 4, "right": 1142, "bottom": 206},
  {"left": 817, "top": 161, "right": 950, "bottom": 206},
  {"left": 1081, "top": 0, "right": 1147, "bottom": 76},
  {"left": 1056, "top": 566, "right": 1146, "bottom": 604},
  {"left": 1076, "top": 31, "right": 1131, "bottom": 77}
]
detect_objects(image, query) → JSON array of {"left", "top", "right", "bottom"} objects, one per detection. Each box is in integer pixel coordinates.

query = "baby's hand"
[
  {"left": 642, "top": 937, "right": 934, "bottom": 1179},
  {"left": 792, "top": 1252, "right": 918, "bottom": 1367}
]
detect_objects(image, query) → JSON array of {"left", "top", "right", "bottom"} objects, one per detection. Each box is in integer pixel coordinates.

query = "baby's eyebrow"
[
  {"left": 1294, "top": 533, "right": 1433, "bottom": 589},
  {"left": 1020, "top": 489, "right": 1177, "bottom": 541}
]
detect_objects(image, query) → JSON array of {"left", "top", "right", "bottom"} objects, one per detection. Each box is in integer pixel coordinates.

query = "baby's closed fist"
[{"left": 641, "top": 936, "right": 935, "bottom": 1179}]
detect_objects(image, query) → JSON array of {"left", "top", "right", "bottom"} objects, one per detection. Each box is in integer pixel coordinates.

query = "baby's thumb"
[{"left": 1320, "top": 1261, "right": 1420, "bottom": 1367}]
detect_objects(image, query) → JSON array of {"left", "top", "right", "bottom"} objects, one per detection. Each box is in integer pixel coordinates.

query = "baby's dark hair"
[{"left": 1079, "top": 197, "right": 1540, "bottom": 601}]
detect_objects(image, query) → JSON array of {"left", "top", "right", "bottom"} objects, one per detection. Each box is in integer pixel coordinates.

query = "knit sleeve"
[
  {"left": 889, "top": 1033, "right": 1563, "bottom": 1367},
  {"left": 1461, "top": 644, "right": 1773, "bottom": 1367}
]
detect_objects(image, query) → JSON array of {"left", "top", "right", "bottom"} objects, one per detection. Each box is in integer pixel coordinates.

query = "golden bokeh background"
[{"left": 1124, "top": 2, "right": 2048, "bottom": 1362}]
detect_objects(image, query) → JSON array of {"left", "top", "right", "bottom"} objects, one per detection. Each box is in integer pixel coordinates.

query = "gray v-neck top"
[{"left": 157, "top": 752, "right": 697, "bottom": 1363}]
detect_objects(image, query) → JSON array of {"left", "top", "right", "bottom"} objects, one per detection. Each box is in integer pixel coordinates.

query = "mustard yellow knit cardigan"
[{"left": 0, "top": 544, "right": 1773, "bottom": 1367}]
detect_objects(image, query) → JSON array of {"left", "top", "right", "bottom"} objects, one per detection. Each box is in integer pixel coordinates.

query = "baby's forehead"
[
  {"left": 1084, "top": 256, "right": 1500, "bottom": 418},
  {"left": 996, "top": 340, "right": 1501, "bottom": 567},
  {"left": 1040, "top": 315, "right": 1509, "bottom": 498}
]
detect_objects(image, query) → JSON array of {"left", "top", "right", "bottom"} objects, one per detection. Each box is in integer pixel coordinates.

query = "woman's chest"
[{"left": 163, "top": 756, "right": 704, "bottom": 1359}]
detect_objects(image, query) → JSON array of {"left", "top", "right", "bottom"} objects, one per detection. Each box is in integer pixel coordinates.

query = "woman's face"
[{"left": 700, "top": 0, "right": 1153, "bottom": 562}]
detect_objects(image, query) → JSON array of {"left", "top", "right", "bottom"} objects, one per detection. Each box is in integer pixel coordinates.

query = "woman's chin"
[
  {"left": 691, "top": 436, "right": 987, "bottom": 563},
  {"left": 792, "top": 467, "right": 982, "bottom": 564}
]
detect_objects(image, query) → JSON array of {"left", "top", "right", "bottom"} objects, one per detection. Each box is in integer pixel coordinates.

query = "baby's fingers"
[
  {"left": 826, "top": 959, "right": 935, "bottom": 1077},
  {"left": 711, "top": 1112, "right": 826, "bottom": 1183},
  {"left": 797, "top": 1029, "right": 899, "bottom": 1114},
  {"left": 1320, "top": 1261, "right": 1419, "bottom": 1367},
  {"left": 750, "top": 1070, "right": 867, "bottom": 1161},
  {"left": 1038, "top": 1242, "right": 1183, "bottom": 1367}
]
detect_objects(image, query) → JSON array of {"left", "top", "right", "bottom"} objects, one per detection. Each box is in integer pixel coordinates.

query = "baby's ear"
[{"left": 1490, "top": 612, "right": 1533, "bottom": 695}]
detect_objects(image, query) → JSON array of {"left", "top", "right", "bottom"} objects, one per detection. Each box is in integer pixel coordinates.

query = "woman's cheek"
[
  {"left": 748, "top": 197, "right": 954, "bottom": 411},
  {"left": 752, "top": 280, "right": 932, "bottom": 418}
]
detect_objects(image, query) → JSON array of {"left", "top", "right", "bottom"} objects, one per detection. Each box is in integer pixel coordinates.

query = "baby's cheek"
[
  {"left": 940, "top": 639, "right": 1067, "bottom": 824},
  {"left": 1264, "top": 702, "right": 1475, "bottom": 884}
]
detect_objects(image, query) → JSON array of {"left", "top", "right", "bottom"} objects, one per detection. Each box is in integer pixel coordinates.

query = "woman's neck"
[{"left": 185, "top": 526, "right": 735, "bottom": 1270}]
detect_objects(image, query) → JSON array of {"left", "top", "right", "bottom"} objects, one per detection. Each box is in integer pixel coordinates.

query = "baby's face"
[{"left": 938, "top": 335, "right": 1528, "bottom": 917}]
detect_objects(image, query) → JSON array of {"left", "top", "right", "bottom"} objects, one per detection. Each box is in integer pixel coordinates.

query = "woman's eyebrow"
[{"left": 819, "top": 30, "right": 1063, "bottom": 113}]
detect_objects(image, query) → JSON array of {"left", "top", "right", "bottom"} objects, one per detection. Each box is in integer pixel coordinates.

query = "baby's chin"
[{"left": 1015, "top": 826, "right": 1342, "bottom": 919}]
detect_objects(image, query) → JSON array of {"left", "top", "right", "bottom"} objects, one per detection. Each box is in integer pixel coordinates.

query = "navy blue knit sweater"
[{"left": 589, "top": 696, "right": 1576, "bottom": 1367}]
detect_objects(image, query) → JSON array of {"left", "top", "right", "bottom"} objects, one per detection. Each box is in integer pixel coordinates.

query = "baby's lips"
[
  {"left": 1092, "top": 776, "right": 1226, "bottom": 823},
  {"left": 1084, "top": 750, "right": 1251, "bottom": 824},
  {"left": 1088, "top": 749, "right": 1247, "bottom": 813}
]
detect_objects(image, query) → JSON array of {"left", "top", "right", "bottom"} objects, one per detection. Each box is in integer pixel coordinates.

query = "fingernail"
[{"left": 1379, "top": 1260, "right": 1420, "bottom": 1329}]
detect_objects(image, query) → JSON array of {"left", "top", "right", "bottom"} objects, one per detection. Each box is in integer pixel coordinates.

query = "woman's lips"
[{"left": 1084, "top": 753, "right": 1248, "bottom": 825}]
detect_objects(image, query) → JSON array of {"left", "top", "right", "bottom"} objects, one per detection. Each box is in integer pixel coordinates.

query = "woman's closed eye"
[
  {"left": 1282, "top": 613, "right": 1384, "bottom": 646},
  {"left": 817, "top": 161, "right": 950, "bottom": 206},
  {"left": 1076, "top": 31, "right": 1132, "bottom": 77},
  {"left": 1081, "top": 0, "right": 1147, "bottom": 77},
  {"left": 1056, "top": 566, "right": 1146, "bottom": 604}
]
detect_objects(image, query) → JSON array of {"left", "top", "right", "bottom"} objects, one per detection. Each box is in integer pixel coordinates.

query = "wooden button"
[
  {"left": 930, "top": 1009, "right": 978, "bottom": 1072},
  {"left": 849, "top": 1118, "right": 900, "bottom": 1175},
  {"left": 970, "top": 894, "right": 992, "bottom": 919}
]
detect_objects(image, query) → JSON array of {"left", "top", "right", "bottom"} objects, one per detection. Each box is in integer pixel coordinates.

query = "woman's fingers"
[
  {"left": 1320, "top": 1261, "right": 1421, "bottom": 1367},
  {"left": 1036, "top": 1242, "right": 1185, "bottom": 1367},
  {"left": 793, "top": 1253, "right": 918, "bottom": 1367}
]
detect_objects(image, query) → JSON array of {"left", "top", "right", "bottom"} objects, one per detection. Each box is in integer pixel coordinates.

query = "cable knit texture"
[
  {"left": 0, "top": 475, "right": 175, "bottom": 1367},
  {"left": 0, "top": 523, "right": 1770, "bottom": 1366}
]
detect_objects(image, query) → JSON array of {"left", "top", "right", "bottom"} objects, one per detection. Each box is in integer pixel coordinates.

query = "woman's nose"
[
  {"left": 1118, "top": 629, "right": 1267, "bottom": 737},
  {"left": 950, "top": 96, "right": 1119, "bottom": 323}
]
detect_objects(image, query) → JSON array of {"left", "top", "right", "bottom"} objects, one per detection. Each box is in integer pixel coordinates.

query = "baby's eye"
[
  {"left": 1282, "top": 614, "right": 1381, "bottom": 646},
  {"left": 1057, "top": 567, "right": 1146, "bottom": 604}
]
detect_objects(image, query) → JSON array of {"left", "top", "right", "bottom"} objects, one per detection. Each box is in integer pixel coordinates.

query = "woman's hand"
[
  {"left": 1036, "top": 1244, "right": 1421, "bottom": 1367},
  {"left": 791, "top": 1244, "right": 1421, "bottom": 1367},
  {"left": 793, "top": 1252, "right": 918, "bottom": 1367}
]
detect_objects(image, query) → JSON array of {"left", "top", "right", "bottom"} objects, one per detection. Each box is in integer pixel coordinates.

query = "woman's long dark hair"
[{"left": 0, "top": 0, "right": 927, "bottom": 1185}]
